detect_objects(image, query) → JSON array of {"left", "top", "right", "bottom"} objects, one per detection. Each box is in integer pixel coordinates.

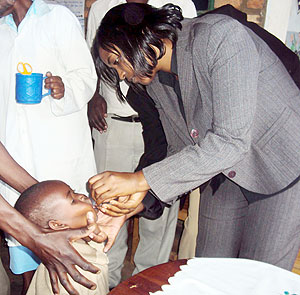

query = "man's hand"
[
  {"left": 44, "top": 72, "right": 65, "bottom": 99},
  {"left": 88, "top": 92, "right": 107, "bottom": 132},
  {"left": 31, "top": 212, "right": 102, "bottom": 295}
]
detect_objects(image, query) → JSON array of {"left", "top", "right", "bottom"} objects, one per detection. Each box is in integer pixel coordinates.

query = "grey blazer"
[{"left": 143, "top": 14, "right": 300, "bottom": 204}]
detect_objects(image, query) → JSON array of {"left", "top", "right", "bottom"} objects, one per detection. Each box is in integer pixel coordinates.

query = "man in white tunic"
[
  {"left": 0, "top": 0, "right": 97, "bottom": 291},
  {"left": 86, "top": 0, "right": 197, "bottom": 288}
]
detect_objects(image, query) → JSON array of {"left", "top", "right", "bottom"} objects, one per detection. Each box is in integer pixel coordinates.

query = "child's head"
[{"left": 15, "top": 180, "right": 97, "bottom": 230}]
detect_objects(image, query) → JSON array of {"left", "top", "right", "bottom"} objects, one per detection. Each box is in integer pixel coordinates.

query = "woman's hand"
[
  {"left": 45, "top": 72, "right": 65, "bottom": 99},
  {"left": 89, "top": 170, "right": 149, "bottom": 205},
  {"left": 100, "top": 192, "right": 147, "bottom": 217}
]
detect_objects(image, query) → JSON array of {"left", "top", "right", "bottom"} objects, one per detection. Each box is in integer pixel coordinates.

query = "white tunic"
[{"left": 0, "top": 0, "right": 97, "bottom": 219}]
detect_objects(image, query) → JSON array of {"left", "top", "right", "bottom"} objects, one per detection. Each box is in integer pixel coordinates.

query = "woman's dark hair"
[{"left": 92, "top": 3, "right": 183, "bottom": 101}]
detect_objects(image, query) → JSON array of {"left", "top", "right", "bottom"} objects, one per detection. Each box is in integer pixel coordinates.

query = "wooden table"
[{"left": 108, "top": 259, "right": 187, "bottom": 295}]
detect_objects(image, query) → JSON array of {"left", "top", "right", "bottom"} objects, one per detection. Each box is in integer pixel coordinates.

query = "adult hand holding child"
[{"left": 29, "top": 220, "right": 103, "bottom": 295}]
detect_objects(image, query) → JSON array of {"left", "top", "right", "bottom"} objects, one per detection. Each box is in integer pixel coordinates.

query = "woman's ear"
[{"left": 48, "top": 220, "right": 69, "bottom": 230}]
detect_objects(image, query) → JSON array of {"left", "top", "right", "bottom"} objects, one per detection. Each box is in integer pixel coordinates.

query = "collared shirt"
[
  {"left": 86, "top": 0, "right": 197, "bottom": 116},
  {"left": 4, "top": 0, "right": 46, "bottom": 31}
]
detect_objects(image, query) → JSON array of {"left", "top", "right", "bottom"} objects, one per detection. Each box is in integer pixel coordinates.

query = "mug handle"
[{"left": 42, "top": 76, "right": 51, "bottom": 98}]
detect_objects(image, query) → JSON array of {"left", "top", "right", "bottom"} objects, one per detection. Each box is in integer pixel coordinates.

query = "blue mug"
[{"left": 15, "top": 73, "right": 51, "bottom": 104}]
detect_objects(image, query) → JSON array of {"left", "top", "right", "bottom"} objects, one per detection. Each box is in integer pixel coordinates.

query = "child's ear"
[{"left": 48, "top": 220, "right": 70, "bottom": 230}]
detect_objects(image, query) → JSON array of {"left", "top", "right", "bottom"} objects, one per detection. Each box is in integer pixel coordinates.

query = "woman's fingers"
[
  {"left": 98, "top": 192, "right": 147, "bottom": 217},
  {"left": 89, "top": 171, "right": 150, "bottom": 207},
  {"left": 100, "top": 203, "right": 131, "bottom": 216}
]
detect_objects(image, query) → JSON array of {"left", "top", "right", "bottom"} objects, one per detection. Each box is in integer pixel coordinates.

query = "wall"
[
  {"left": 264, "top": 0, "right": 293, "bottom": 42},
  {"left": 285, "top": 0, "right": 300, "bottom": 58},
  {"left": 214, "top": 0, "right": 267, "bottom": 26}
]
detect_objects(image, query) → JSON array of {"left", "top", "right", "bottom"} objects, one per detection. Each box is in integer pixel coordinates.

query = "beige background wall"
[
  {"left": 214, "top": 0, "right": 267, "bottom": 26},
  {"left": 84, "top": 0, "right": 268, "bottom": 29}
]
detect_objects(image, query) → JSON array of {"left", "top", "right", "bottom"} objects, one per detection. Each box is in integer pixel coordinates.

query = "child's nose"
[{"left": 117, "top": 68, "right": 126, "bottom": 80}]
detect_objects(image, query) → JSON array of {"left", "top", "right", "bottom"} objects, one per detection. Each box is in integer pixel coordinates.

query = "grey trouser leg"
[
  {"left": 133, "top": 200, "right": 180, "bottom": 275},
  {"left": 196, "top": 178, "right": 300, "bottom": 270},
  {"left": 0, "top": 258, "right": 10, "bottom": 295}
]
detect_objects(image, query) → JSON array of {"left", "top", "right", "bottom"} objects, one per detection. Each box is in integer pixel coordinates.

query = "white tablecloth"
[{"left": 150, "top": 258, "right": 300, "bottom": 295}]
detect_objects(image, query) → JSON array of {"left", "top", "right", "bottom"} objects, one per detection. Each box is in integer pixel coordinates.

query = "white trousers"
[{"left": 178, "top": 188, "right": 200, "bottom": 259}]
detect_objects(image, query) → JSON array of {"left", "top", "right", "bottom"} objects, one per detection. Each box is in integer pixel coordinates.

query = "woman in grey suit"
[{"left": 89, "top": 3, "right": 300, "bottom": 270}]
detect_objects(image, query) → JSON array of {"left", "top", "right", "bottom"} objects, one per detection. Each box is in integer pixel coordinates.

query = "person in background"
[
  {"left": 0, "top": 141, "right": 104, "bottom": 295},
  {"left": 0, "top": 0, "right": 98, "bottom": 293},
  {"left": 178, "top": 188, "right": 200, "bottom": 259},
  {"left": 86, "top": 0, "right": 197, "bottom": 288},
  {"left": 90, "top": 3, "right": 300, "bottom": 272}
]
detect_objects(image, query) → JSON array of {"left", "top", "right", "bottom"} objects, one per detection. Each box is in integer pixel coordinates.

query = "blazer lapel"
[
  {"left": 176, "top": 22, "right": 197, "bottom": 129},
  {"left": 148, "top": 78, "right": 192, "bottom": 145}
]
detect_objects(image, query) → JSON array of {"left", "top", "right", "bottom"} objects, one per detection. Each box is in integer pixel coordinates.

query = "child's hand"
[
  {"left": 44, "top": 71, "right": 65, "bottom": 99},
  {"left": 85, "top": 211, "right": 108, "bottom": 244},
  {"left": 96, "top": 211, "right": 127, "bottom": 252}
]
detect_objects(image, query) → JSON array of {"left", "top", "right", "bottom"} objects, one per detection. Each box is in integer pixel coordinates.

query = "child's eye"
[{"left": 113, "top": 57, "right": 119, "bottom": 65}]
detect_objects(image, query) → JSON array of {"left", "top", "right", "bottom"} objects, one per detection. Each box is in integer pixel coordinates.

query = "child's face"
[{"left": 47, "top": 181, "right": 97, "bottom": 229}]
